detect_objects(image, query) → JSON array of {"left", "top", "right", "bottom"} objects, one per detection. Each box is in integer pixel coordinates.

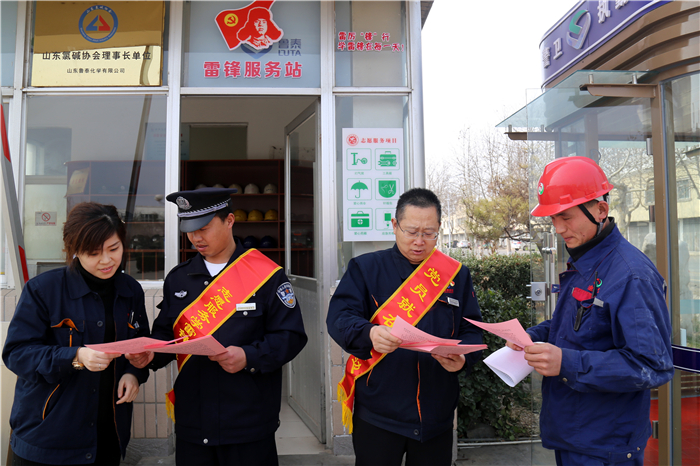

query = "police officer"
[
  {"left": 507, "top": 157, "right": 673, "bottom": 465},
  {"left": 127, "top": 188, "right": 307, "bottom": 466},
  {"left": 326, "top": 188, "right": 483, "bottom": 466}
]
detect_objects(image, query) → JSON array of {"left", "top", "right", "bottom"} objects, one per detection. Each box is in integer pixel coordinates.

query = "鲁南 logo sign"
[
  {"left": 79, "top": 5, "right": 118, "bottom": 43},
  {"left": 216, "top": 1, "right": 284, "bottom": 51},
  {"left": 538, "top": 182, "right": 545, "bottom": 195},
  {"left": 567, "top": 9, "right": 591, "bottom": 50}
]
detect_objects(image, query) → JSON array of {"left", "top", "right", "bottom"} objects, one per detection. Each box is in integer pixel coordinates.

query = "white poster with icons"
[{"left": 342, "top": 128, "right": 404, "bottom": 242}]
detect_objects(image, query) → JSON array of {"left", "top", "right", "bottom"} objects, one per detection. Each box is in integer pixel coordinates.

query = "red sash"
[
  {"left": 166, "top": 249, "right": 280, "bottom": 421},
  {"left": 337, "top": 249, "right": 461, "bottom": 433}
]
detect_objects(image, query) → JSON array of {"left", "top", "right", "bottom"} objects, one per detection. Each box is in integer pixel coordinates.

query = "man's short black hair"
[
  {"left": 213, "top": 202, "right": 234, "bottom": 221},
  {"left": 395, "top": 188, "right": 442, "bottom": 224}
]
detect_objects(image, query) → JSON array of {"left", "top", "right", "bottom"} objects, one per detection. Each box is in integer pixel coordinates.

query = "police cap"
[{"left": 166, "top": 187, "right": 236, "bottom": 233}]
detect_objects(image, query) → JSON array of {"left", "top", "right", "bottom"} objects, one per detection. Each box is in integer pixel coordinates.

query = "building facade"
[{"left": 0, "top": 0, "right": 433, "bottom": 459}]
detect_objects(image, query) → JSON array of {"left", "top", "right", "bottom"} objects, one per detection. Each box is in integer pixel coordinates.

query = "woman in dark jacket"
[{"left": 2, "top": 202, "right": 150, "bottom": 466}]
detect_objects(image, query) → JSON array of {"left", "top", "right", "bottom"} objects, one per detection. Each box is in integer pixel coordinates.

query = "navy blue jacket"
[
  {"left": 527, "top": 226, "right": 674, "bottom": 462},
  {"left": 326, "top": 245, "right": 483, "bottom": 441},
  {"left": 149, "top": 242, "right": 307, "bottom": 446},
  {"left": 2, "top": 267, "right": 150, "bottom": 464}
]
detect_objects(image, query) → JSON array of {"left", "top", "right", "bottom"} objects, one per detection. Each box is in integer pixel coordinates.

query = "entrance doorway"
[{"left": 179, "top": 95, "right": 325, "bottom": 446}]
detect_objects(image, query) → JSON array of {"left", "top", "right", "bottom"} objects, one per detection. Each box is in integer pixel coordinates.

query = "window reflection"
[
  {"left": 24, "top": 95, "right": 167, "bottom": 281},
  {"left": 664, "top": 72, "right": 700, "bottom": 349}
]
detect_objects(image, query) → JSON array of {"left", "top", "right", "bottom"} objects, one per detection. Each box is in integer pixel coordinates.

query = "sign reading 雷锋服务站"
[
  {"left": 186, "top": 0, "right": 320, "bottom": 88},
  {"left": 31, "top": 2, "right": 165, "bottom": 87},
  {"left": 342, "top": 128, "right": 404, "bottom": 242},
  {"left": 540, "top": 0, "right": 670, "bottom": 86}
]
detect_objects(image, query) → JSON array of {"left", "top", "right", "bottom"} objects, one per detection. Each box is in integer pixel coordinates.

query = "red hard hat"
[{"left": 531, "top": 156, "right": 613, "bottom": 217}]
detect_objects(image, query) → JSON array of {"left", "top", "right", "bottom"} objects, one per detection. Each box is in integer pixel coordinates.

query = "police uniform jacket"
[
  {"left": 149, "top": 241, "right": 307, "bottom": 446},
  {"left": 326, "top": 245, "right": 483, "bottom": 442},
  {"left": 527, "top": 225, "right": 674, "bottom": 462},
  {"left": 2, "top": 267, "right": 150, "bottom": 464}
]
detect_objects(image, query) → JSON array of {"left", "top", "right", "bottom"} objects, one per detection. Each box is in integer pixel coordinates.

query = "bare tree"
[{"left": 452, "top": 127, "right": 530, "bottom": 252}]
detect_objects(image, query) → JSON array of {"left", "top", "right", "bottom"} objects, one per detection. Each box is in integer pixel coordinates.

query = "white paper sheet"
[{"left": 483, "top": 346, "right": 535, "bottom": 387}]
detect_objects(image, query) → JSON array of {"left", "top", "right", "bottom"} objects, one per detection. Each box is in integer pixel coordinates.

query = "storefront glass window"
[
  {"left": 183, "top": 1, "right": 320, "bottom": 88},
  {"left": 335, "top": 95, "right": 409, "bottom": 276},
  {"left": 335, "top": 1, "right": 408, "bottom": 87},
  {"left": 24, "top": 95, "right": 167, "bottom": 281},
  {"left": 1, "top": 1, "right": 17, "bottom": 87}
]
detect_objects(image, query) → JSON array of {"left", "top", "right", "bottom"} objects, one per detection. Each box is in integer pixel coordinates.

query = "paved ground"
[{"left": 128, "top": 443, "right": 556, "bottom": 466}]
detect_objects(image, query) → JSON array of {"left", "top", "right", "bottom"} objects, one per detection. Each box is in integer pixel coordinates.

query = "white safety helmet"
[
  {"left": 228, "top": 183, "right": 242, "bottom": 194},
  {"left": 212, "top": 183, "right": 225, "bottom": 189},
  {"left": 263, "top": 183, "right": 278, "bottom": 194},
  {"left": 195, "top": 183, "right": 207, "bottom": 190},
  {"left": 244, "top": 183, "right": 260, "bottom": 194}
]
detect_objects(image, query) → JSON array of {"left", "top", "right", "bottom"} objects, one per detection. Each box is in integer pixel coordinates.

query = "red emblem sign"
[{"left": 215, "top": 1, "right": 284, "bottom": 51}]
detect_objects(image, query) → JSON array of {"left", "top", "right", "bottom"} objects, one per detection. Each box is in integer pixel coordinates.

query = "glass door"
[
  {"left": 284, "top": 100, "right": 324, "bottom": 442},
  {"left": 662, "top": 72, "right": 700, "bottom": 466}
]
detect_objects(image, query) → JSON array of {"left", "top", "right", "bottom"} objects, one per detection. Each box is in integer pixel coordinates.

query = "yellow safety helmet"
[
  {"left": 264, "top": 209, "right": 278, "bottom": 221},
  {"left": 248, "top": 209, "right": 264, "bottom": 221},
  {"left": 233, "top": 209, "right": 247, "bottom": 222}
]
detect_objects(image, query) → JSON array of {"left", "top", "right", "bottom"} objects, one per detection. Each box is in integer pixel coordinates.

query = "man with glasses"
[{"left": 327, "top": 188, "right": 483, "bottom": 466}]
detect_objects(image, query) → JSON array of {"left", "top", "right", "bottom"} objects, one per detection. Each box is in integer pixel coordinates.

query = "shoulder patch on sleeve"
[{"left": 276, "top": 282, "right": 296, "bottom": 308}]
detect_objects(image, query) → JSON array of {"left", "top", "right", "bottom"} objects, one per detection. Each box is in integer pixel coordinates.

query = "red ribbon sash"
[
  {"left": 172, "top": 249, "right": 281, "bottom": 371},
  {"left": 337, "top": 249, "right": 461, "bottom": 433}
]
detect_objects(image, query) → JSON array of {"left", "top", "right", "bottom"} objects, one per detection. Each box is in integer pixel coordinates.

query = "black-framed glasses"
[{"left": 396, "top": 222, "right": 439, "bottom": 241}]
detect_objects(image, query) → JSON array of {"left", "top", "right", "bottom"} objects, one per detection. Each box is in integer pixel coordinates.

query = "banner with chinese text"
[
  {"left": 342, "top": 128, "right": 404, "bottom": 242},
  {"left": 32, "top": 2, "right": 165, "bottom": 87}
]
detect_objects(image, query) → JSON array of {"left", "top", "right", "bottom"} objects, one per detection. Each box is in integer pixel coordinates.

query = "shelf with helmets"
[{"left": 180, "top": 159, "right": 288, "bottom": 268}]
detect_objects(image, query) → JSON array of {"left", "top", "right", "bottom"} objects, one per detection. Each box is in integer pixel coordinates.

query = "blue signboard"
[{"left": 540, "top": 0, "right": 670, "bottom": 87}]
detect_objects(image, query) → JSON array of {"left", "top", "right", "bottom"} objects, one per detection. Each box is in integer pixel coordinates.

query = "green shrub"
[{"left": 451, "top": 253, "right": 535, "bottom": 440}]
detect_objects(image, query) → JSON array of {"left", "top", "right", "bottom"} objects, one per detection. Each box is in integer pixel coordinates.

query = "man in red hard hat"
[{"left": 508, "top": 156, "right": 673, "bottom": 465}]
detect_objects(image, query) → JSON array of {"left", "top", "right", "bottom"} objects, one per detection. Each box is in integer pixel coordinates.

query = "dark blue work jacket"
[
  {"left": 149, "top": 242, "right": 307, "bottom": 446},
  {"left": 527, "top": 226, "right": 673, "bottom": 462},
  {"left": 326, "top": 245, "right": 483, "bottom": 442},
  {"left": 2, "top": 267, "right": 150, "bottom": 464}
]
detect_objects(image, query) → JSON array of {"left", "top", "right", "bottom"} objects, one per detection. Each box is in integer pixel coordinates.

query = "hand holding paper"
[
  {"left": 88, "top": 335, "right": 227, "bottom": 357},
  {"left": 463, "top": 317, "right": 536, "bottom": 387},
  {"left": 389, "top": 316, "right": 486, "bottom": 356}
]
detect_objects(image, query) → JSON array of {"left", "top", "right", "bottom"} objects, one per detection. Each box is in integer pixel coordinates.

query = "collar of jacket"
[
  {"left": 567, "top": 224, "right": 622, "bottom": 280},
  {"left": 391, "top": 243, "right": 421, "bottom": 280},
  {"left": 187, "top": 239, "right": 246, "bottom": 277},
  {"left": 66, "top": 266, "right": 134, "bottom": 300}
]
